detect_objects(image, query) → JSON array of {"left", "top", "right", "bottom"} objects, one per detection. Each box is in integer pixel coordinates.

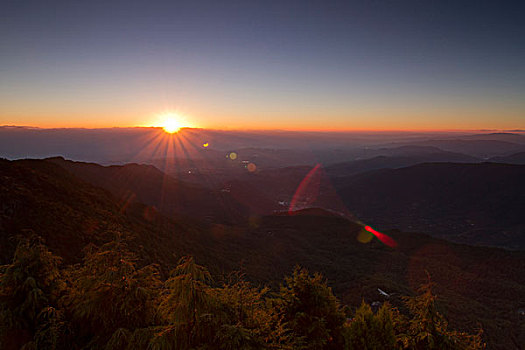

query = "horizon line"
[{"left": 2, "top": 125, "right": 524, "bottom": 134}]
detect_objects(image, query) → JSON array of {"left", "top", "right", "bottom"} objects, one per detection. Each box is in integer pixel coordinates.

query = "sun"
[
  {"left": 162, "top": 118, "right": 181, "bottom": 133},
  {"left": 153, "top": 112, "right": 193, "bottom": 134},
  {"left": 156, "top": 113, "right": 185, "bottom": 133}
]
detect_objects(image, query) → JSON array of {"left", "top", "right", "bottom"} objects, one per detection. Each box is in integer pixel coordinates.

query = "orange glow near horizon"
[
  {"left": 1, "top": 122, "right": 522, "bottom": 134},
  {"left": 2, "top": 112, "right": 523, "bottom": 133},
  {"left": 2, "top": 105, "right": 523, "bottom": 132},
  {"left": 152, "top": 112, "right": 191, "bottom": 134},
  {"left": 162, "top": 118, "right": 181, "bottom": 134}
]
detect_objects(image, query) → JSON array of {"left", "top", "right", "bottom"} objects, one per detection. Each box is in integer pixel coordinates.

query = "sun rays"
[
  {"left": 162, "top": 118, "right": 182, "bottom": 134},
  {"left": 159, "top": 113, "right": 185, "bottom": 134}
]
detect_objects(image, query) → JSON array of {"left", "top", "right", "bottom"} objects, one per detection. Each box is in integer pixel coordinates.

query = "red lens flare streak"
[
  {"left": 288, "top": 163, "right": 397, "bottom": 248},
  {"left": 288, "top": 163, "right": 322, "bottom": 215},
  {"left": 364, "top": 225, "right": 397, "bottom": 248}
]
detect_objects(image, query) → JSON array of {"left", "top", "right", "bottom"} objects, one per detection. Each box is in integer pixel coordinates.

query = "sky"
[{"left": 1, "top": 0, "right": 524, "bottom": 131}]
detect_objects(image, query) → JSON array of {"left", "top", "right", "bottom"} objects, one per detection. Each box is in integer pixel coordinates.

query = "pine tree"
[
  {"left": 155, "top": 256, "right": 215, "bottom": 349},
  {"left": 214, "top": 271, "right": 270, "bottom": 348},
  {"left": 345, "top": 301, "right": 396, "bottom": 350},
  {"left": 66, "top": 235, "right": 161, "bottom": 345},
  {"left": 0, "top": 235, "right": 65, "bottom": 349},
  {"left": 275, "top": 266, "right": 346, "bottom": 350},
  {"left": 400, "top": 276, "right": 485, "bottom": 349}
]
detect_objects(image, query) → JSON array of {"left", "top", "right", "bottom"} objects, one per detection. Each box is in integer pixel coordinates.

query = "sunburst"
[{"left": 161, "top": 116, "right": 182, "bottom": 134}]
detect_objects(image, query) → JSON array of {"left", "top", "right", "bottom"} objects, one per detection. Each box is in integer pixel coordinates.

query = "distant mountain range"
[
  {"left": 3, "top": 129, "right": 525, "bottom": 251},
  {"left": 385, "top": 139, "right": 525, "bottom": 158},
  {"left": 2, "top": 126, "right": 524, "bottom": 164},
  {"left": 333, "top": 162, "right": 525, "bottom": 250},
  {"left": 489, "top": 152, "right": 525, "bottom": 164},
  {"left": 5, "top": 146, "right": 518, "bottom": 252},
  {"left": 325, "top": 146, "right": 479, "bottom": 177},
  {"left": 458, "top": 132, "right": 525, "bottom": 144}
]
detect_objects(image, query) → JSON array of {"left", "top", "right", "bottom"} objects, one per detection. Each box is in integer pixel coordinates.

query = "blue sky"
[{"left": 1, "top": 0, "right": 524, "bottom": 130}]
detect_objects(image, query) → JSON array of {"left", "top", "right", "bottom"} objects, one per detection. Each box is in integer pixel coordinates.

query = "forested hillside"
[{"left": 1, "top": 158, "right": 524, "bottom": 348}]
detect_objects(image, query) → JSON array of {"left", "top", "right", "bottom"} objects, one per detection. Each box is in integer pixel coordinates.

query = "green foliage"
[
  {"left": 261, "top": 313, "right": 304, "bottom": 350},
  {"left": 215, "top": 271, "right": 269, "bottom": 327},
  {"left": 158, "top": 255, "right": 212, "bottom": 326},
  {"left": 33, "top": 306, "right": 69, "bottom": 350},
  {"left": 345, "top": 301, "right": 396, "bottom": 350},
  {"left": 1, "top": 234, "right": 486, "bottom": 350},
  {"left": 399, "top": 276, "right": 485, "bottom": 350},
  {"left": 0, "top": 234, "right": 65, "bottom": 349},
  {"left": 154, "top": 256, "right": 216, "bottom": 349},
  {"left": 275, "top": 266, "right": 346, "bottom": 349},
  {"left": 105, "top": 328, "right": 132, "bottom": 350},
  {"left": 215, "top": 323, "right": 259, "bottom": 350},
  {"left": 65, "top": 235, "right": 161, "bottom": 344},
  {"left": 128, "top": 327, "right": 156, "bottom": 349},
  {"left": 214, "top": 271, "right": 291, "bottom": 349}
]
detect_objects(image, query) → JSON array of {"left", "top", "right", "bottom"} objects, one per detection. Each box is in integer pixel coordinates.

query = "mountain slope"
[
  {"left": 326, "top": 150, "right": 479, "bottom": 177},
  {"left": 1, "top": 158, "right": 524, "bottom": 348},
  {"left": 489, "top": 152, "right": 525, "bottom": 164},
  {"left": 334, "top": 162, "right": 525, "bottom": 249},
  {"left": 387, "top": 139, "right": 525, "bottom": 158},
  {"left": 460, "top": 132, "right": 525, "bottom": 144},
  {"left": 46, "top": 157, "right": 249, "bottom": 223}
]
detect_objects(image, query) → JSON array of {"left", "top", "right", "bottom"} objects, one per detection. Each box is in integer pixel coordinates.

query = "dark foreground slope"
[
  {"left": 0, "top": 158, "right": 194, "bottom": 265},
  {"left": 1, "top": 159, "right": 524, "bottom": 348}
]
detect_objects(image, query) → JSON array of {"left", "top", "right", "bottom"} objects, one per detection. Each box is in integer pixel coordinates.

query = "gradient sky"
[{"left": 1, "top": 0, "right": 524, "bottom": 130}]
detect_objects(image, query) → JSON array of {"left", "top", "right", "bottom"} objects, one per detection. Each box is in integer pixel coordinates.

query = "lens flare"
[
  {"left": 289, "top": 163, "right": 322, "bottom": 214},
  {"left": 364, "top": 225, "right": 397, "bottom": 248},
  {"left": 357, "top": 228, "right": 374, "bottom": 243},
  {"left": 287, "top": 163, "right": 398, "bottom": 248}
]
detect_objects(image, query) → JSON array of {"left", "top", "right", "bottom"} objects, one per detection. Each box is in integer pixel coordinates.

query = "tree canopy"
[{"left": 0, "top": 234, "right": 485, "bottom": 349}]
